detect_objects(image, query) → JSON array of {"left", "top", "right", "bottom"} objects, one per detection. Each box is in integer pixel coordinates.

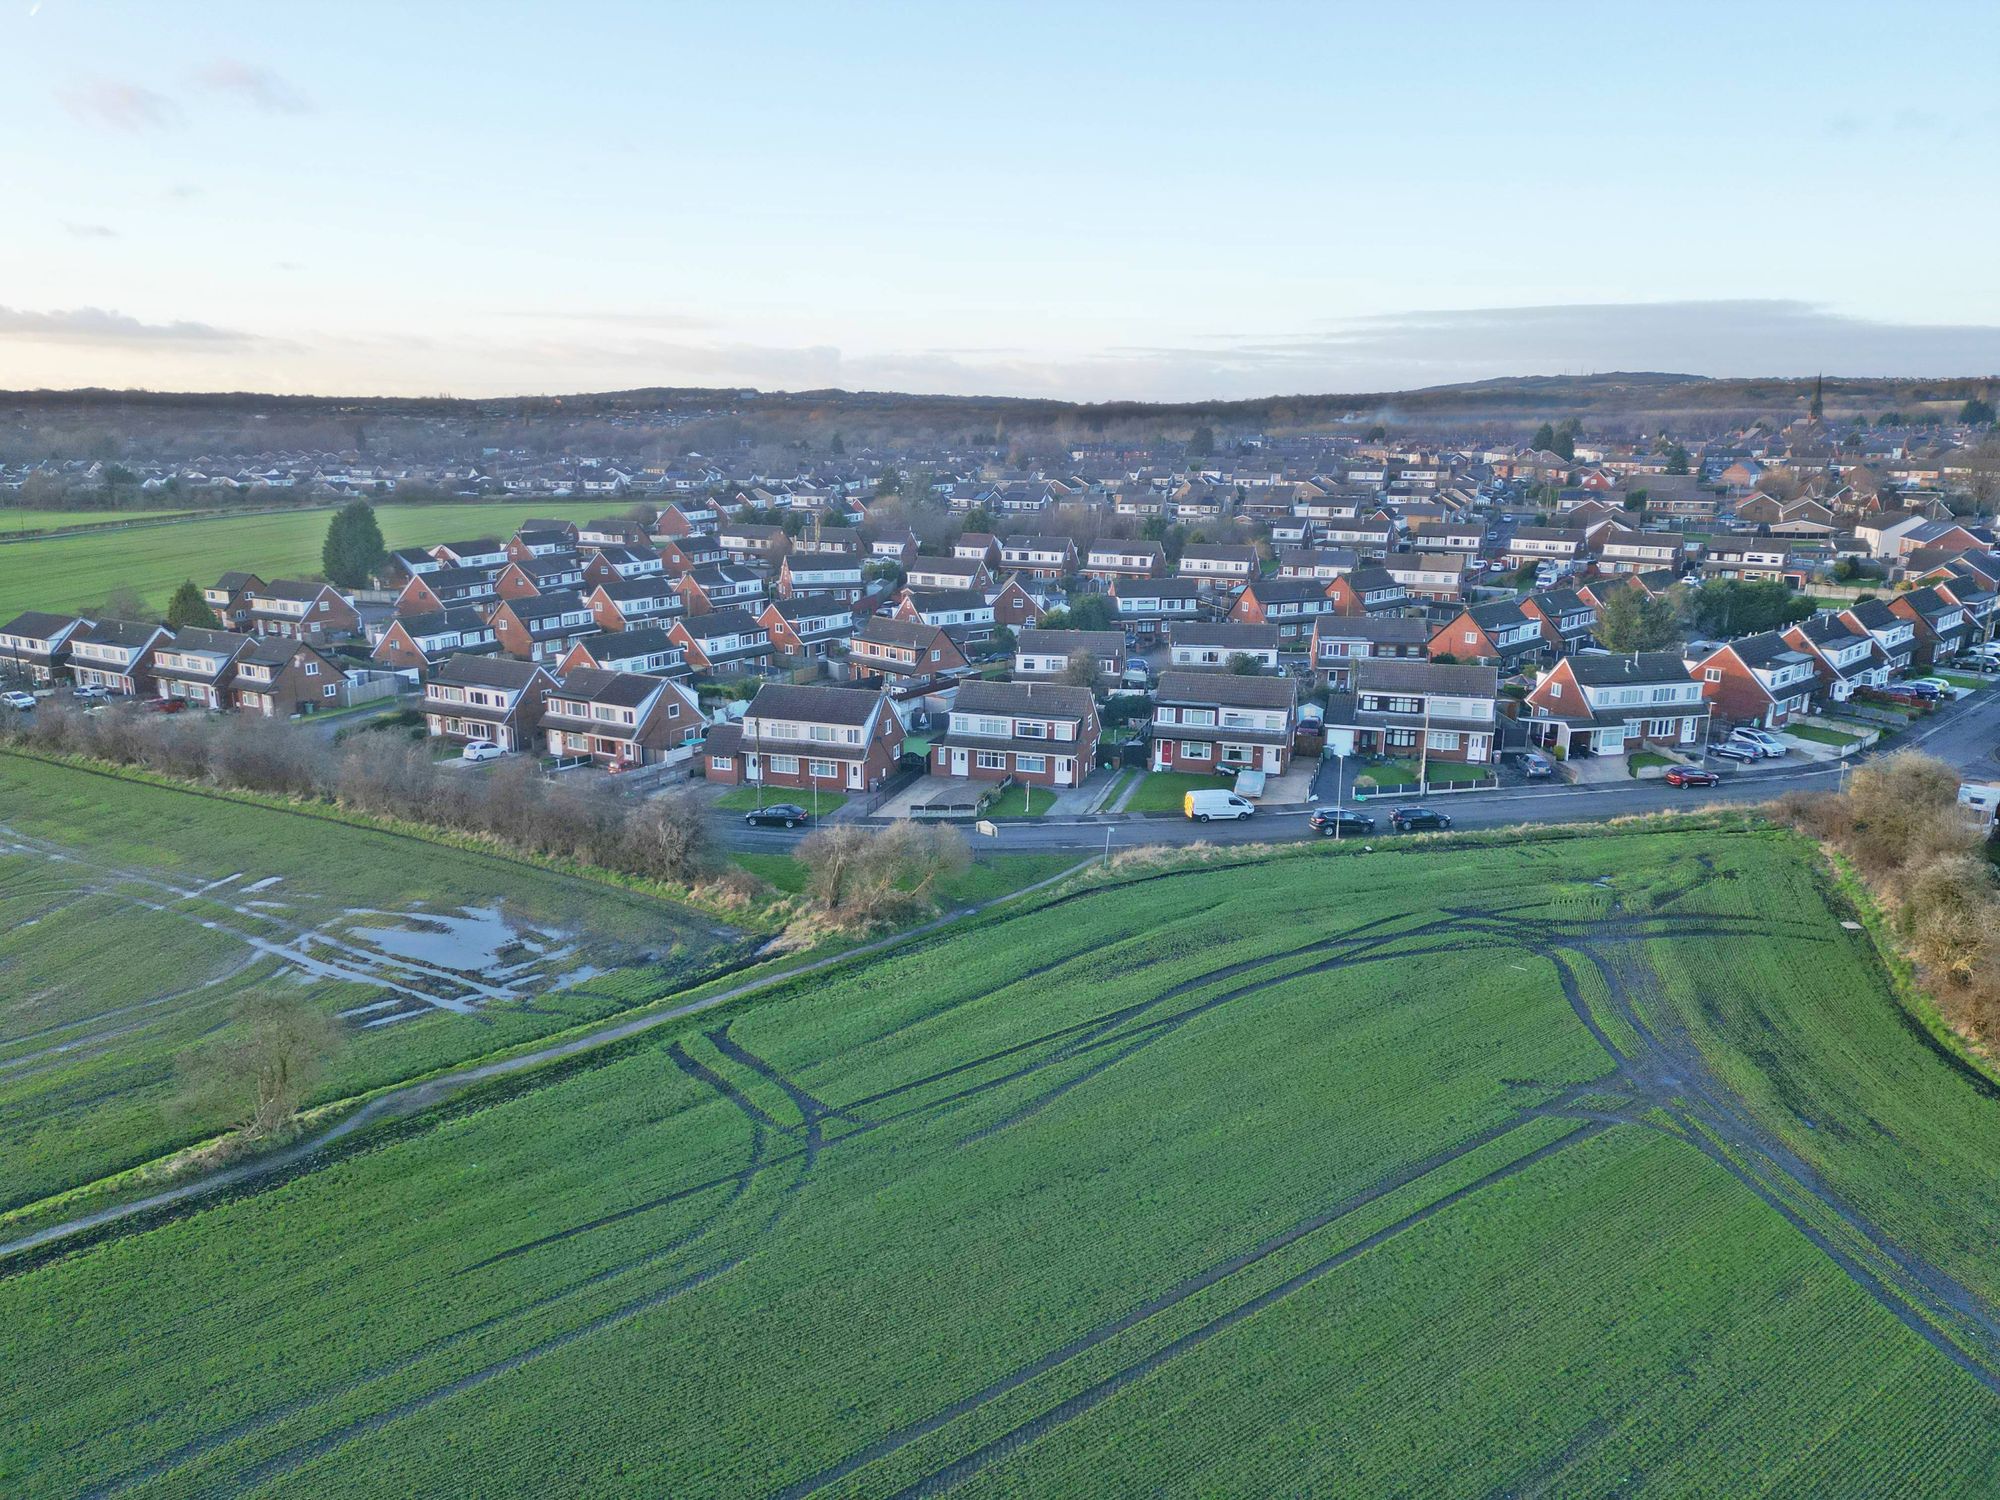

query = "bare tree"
[{"left": 176, "top": 994, "right": 343, "bottom": 1139}]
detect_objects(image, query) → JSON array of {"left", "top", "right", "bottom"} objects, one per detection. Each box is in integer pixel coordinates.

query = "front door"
[{"left": 951, "top": 748, "right": 968, "bottom": 776}]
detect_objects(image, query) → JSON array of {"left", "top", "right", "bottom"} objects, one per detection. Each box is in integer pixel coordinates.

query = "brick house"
[
  {"left": 1348, "top": 659, "right": 1499, "bottom": 765},
  {"left": 1149, "top": 671, "right": 1297, "bottom": 775},
  {"left": 675, "top": 563, "right": 767, "bottom": 616},
  {"left": 850, "top": 616, "right": 968, "bottom": 690},
  {"left": 586, "top": 578, "right": 684, "bottom": 633},
  {"left": 759, "top": 597, "right": 857, "bottom": 660},
  {"left": 1325, "top": 567, "right": 1408, "bottom": 616},
  {"left": 1175, "top": 543, "right": 1260, "bottom": 588},
  {"left": 990, "top": 575, "right": 1046, "bottom": 632},
  {"left": 1310, "top": 615, "right": 1430, "bottom": 690},
  {"left": 1227, "top": 576, "right": 1337, "bottom": 645},
  {"left": 580, "top": 544, "right": 665, "bottom": 583},
  {"left": 1383, "top": 551, "right": 1468, "bottom": 603},
  {"left": 507, "top": 528, "right": 577, "bottom": 561},
  {"left": 1081, "top": 541, "right": 1166, "bottom": 585},
  {"left": 1013, "top": 628, "right": 1126, "bottom": 682},
  {"left": 66, "top": 620, "right": 171, "bottom": 695},
  {"left": 234, "top": 638, "right": 350, "bottom": 717},
  {"left": 1593, "top": 526, "right": 1681, "bottom": 575},
  {"left": 1886, "top": 586, "right": 1971, "bottom": 667},
  {"left": 1518, "top": 588, "right": 1599, "bottom": 657},
  {"left": 659, "top": 534, "right": 724, "bottom": 573},
  {"left": 998, "top": 535, "right": 1077, "bottom": 579},
  {"left": 932, "top": 679, "right": 1099, "bottom": 787},
  {"left": 151, "top": 627, "right": 254, "bottom": 709},
  {"left": 495, "top": 556, "right": 588, "bottom": 600},
  {"left": 0, "top": 610, "right": 89, "bottom": 685},
  {"left": 430, "top": 538, "right": 509, "bottom": 569},
  {"left": 554, "top": 626, "right": 688, "bottom": 678},
  {"left": 703, "top": 683, "right": 904, "bottom": 794},
  {"left": 1524, "top": 652, "right": 1710, "bottom": 758},
  {"left": 718, "top": 522, "right": 790, "bottom": 566},
  {"left": 489, "top": 590, "right": 600, "bottom": 663},
  {"left": 1168, "top": 621, "right": 1281, "bottom": 671},
  {"left": 244, "top": 580, "right": 360, "bottom": 642},
  {"left": 1428, "top": 598, "right": 1548, "bottom": 672},
  {"left": 541, "top": 669, "right": 701, "bottom": 768},
  {"left": 1687, "top": 632, "right": 1819, "bottom": 728},
  {"left": 776, "top": 553, "right": 866, "bottom": 601},
  {"left": 894, "top": 587, "right": 997, "bottom": 647},
  {"left": 372, "top": 607, "right": 498, "bottom": 672},
  {"left": 422, "top": 655, "right": 553, "bottom": 750},
  {"left": 1112, "top": 579, "right": 1206, "bottom": 640},
  {"left": 1836, "top": 599, "right": 1918, "bottom": 675},
  {"left": 395, "top": 565, "right": 497, "bottom": 615},
  {"left": 1781, "top": 614, "right": 1890, "bottom": 704},
  {"left": 202, "top": 571, "right": 263, "bottom": 629},
  {"left": 667, "top": 607, "right": 773, "bottom": 675}
]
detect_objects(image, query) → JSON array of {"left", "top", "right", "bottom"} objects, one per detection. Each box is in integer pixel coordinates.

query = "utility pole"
[{"left": 1419, "top": 696, "right": 1431, "bottom": 796}]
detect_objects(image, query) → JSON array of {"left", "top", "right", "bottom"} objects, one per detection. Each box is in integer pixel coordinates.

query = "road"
[{"left": 728, "top": 690, "right": 2000, "bottom": 855}]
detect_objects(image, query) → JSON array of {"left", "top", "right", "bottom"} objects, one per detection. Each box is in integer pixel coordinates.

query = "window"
[
  {"left": 323, "top": 684, "right": 338, "bottom": 699},
  {"left": 711, "top": 755, "right": 732, "bottom": 771},
  {"left": 1547, "top": 681, "right": 1562, "bottom": 700},
  {"left": 1463, "top": 631, "right": 1476, "bottom": 645},
  {"left": 1178, "top": 740, "right": 1212, "bottom": 759},
  {"left": 1016, "top": 754, "right": 1046, "bottom": 774},
  {"left": 1703, "top": 667, "right": 1722, "bottom": 683},
  {"left": 809, "top": 759, "right": 838, "bottom": 778},
  {"left": 976, "top": 750, "right": 1007, "bottom": 770},
  {"left": 770, "top": 754, "right": 800, "bottom": 774},
  {"left": 1426, "top": 729, "right": 1459, "bottom": 751}
]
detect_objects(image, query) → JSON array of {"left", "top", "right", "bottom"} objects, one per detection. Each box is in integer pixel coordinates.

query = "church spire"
[{"left": 1809, "top": 373, "right": 1824, "bottom": 420}]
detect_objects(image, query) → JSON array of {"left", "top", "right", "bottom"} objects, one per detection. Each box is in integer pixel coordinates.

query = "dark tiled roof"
[
  {"left": 746, "top": 683, "right": 883, "bottom": 726},
  {"left": 950, "top": 678, "right": 1096, "bottom": 720},
  {"left": 1170, "top": 622, "right": 1281, "bottom": 649},
  {"left": 1153, "top": 671, "right": 1297, "bottom": 710},
  {"left": 1561, "top": 651, "right": 1691, "bottom": 686},
  {"left": 429, "top": 654, "right": 549, "bottom": 690},
  {"left": 1353, "top": 659, "right": 1499, "bottom": 697},
  {"left": 1, "top": 610, "right": 86, "bottom": 639},
  {"left": 549, "top": 668, "right": 665, "bottom": 708}
]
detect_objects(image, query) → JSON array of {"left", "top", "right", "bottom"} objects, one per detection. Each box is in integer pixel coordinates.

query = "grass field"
[
  {"left": 0, "top": 756, "right": 742, "bottom": 1216},
  {"left": 0, "top": 500, "right": 628, "bottom": 616},
  {"left": 0, "top": 508, "right": 203, "bottom": 536},
  {"left": 6, "top": 824, "right": 2000, "bottom": 1495},
  {"left": 729, "top": 849, "right": 1076, "bottom": 906}
]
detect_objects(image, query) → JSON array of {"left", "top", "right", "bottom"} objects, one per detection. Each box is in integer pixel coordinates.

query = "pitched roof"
[
  {"left": 950, "top": 678, "right": 1095, "bottom": 719},
  {"left": 1354, "top": 658, "right": 1499, "bottom": 697},
  {"left": 1016, "top": 629, "right": 1124, "bottom": 655},
  {"left": 1153, "top": 670, "right": 1297, "bottom": 710},
  {"left": 0, "top": 610, "right": 86, "bottom": 639},
  {"left": 1170, "top": 621, "right": 1281, "bottom": 649},
  {"left": 429, "top": 654, "right": 549, "bottom": 690},
  {"left": 549, "top": 668, "right": 663, "bottom": 708},
  {"left": 1559, "top": 651, "right": 1691, "bottom": 686},
  {"left": 746, "top": 682, "right": 883, "bottom": 726}
]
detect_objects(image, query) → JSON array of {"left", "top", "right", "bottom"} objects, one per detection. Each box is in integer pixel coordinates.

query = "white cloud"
[
  {"left": 59, "top": 79, "right": 181, "bottom": 131},
  {"left": 194, "top": 60, "right": 312, "bottom": 115},
  {"left": 0, "top": 306, "right": 262, "bottom": 348}
]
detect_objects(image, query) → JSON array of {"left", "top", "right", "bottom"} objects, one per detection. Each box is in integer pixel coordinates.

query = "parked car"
[
  {"left": 460, "top": 741, "right": 506, "bottom": 763},
  {"left": 1184, "top": 789, "right": 1255, "bottom": 822},
  {"left": 1726, "top": 727, "right": 1786, "bottom": 758},
  {"left": 743, "top": 802, "right": 812, "bottom": 829},
  {"left": 1911, "top": 676, "right": 1966, "bottom": 700},
  {"left": 72, "top": 683, "right": 110, "bottom": 702},
  {"left": 1298, "top": 702, "right": 1326, "bottom": 730},
  {"left": 1710, "top": 742, "right": 1761, "bottom": 763},
  {"left": 0, "top": 690, "right": 35, "bottom": 711},
  {"left": 1519, "top": 750, "right": 1553, "bottom": 779},
  {"left": 1664, "top": 766, "right": 1720, "bottom": 788},
  {"left": 141, "top": 696, "right": 186, "bottom": 714},
  {"left": 1900, "top": 679, "right": 1943, "bottom": 701},
  {"left": 1119, "top": 663, "right": 1152, "bottom": 689},
  {"left": 1308, "top": 807, "right": 1374, "bottom": 836},
  {"left": 1389, "top": 806, "right": 1452, "bottom": 832}
]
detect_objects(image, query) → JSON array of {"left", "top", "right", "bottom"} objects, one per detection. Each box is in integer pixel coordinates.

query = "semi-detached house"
[
  {"left": 0, "top": 610, "right": 89, "bottom": 684},
  {"left": 67, "top": 619, "right": 172, "bottom": 695},
  {"left": 1013, "top": 628, "right": 1126, "bottom": 682},
  {"left": 932, "top": 679, "right": 1099, "bottom": 788},
  {"left": 423, "top": 655, "right": 552, "bottom": 750},
  {"left": 704, "top": 683, "right": 905, "bottom": 794},
  {"left": 150, "top": 627, "right": 254, "bottom": 709},
  {"left": 1524, "top": 652, "right": 1710, "bottom": 758},
  {"left": 1347, "top": 659, "right": 1498, "bottom": 765},
  {"left": 541, "top": 668, "right": 700, "bottom": 768},
  {"left": 1149, "top": 671, "right": 1297, "bottom": 775},
  {"left": 1781, "top": 614, "right": 1889, "bottom": 703},
  {"left": 1687, "top": 632, "right": 1818, "bottom": 728}
]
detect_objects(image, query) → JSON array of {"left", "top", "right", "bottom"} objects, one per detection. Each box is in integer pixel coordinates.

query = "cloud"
[
  {"left": 195, "top": 59, "right": 312, "bottom": 115},
  {"left": 62, "top": 222, "right": 118, "bottom": 239},
  {"left": 60, "top": 79, "right": 181, "bottom": 131},
  {"left": 0, "top": 306, "right": 263, "bottom": 349}
]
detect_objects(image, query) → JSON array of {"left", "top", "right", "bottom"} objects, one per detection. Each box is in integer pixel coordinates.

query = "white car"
[
  {"left": 1726, "top": 727, "right": 1786, "bottom": 758},
  {"left": 461, "top": 741, "right": 506, "bottom": 763},
  {"left": 73, "top": 683, "right": 111, "bottom": 702},
  {"left": 1, "top": 690, "right": 35, "bottom": 711}
]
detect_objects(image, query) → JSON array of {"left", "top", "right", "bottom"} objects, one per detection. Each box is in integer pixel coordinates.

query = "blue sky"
[{"left": 4, "top": 0, "right": 1997, "bottom": 400}]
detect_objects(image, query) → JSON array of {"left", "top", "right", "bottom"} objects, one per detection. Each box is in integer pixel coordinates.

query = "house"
[
  {"left": 1887, "top": 586, "right": 1971, "bottom": 667},
  {"left": 372, "top": 607, "right": 499, "bottom": 672},
  {"left": 495, "top": 555, "right": 588, "bottom": 600},
  {"left": 1309, "top": 615, "right": 1430, "bottom": 689},
  {"left": 1782, "top": 614, "right": 1890, "bottom": 703},
  {"left": 777, "top": 553, "right": 866, "bottom": 601},
  {"left": 675, "top": 562, "right": 767, "bottom": 615},
  {"left": 659, "top": 534, "right": 725, "bottom": 573},
  {"left": 906, "top": 556, "right": 992, "bottom": 592},
  {"left": 999, "top": 535, "right": 1076, "bottom": 579},
  {"left": 1111, "top": 578, "right": 1206, "bottom": 639},
  {"left": 66, "top": 619, "right": 172, "bottom": 695},
  {"left": 1013, "top": 628, "right": 1126, "bottom": 682},
  {"left": 656, "top": 501, "right": 717, "bottom": 537},
  {"left": 1168, "top": 621, "right": 1282, "bottom": 671},
  {"left": 150, "top": 627, "right": 254, "bottom": 709},
  {"left": 1325, "top": 567, "right": 1408, "bottom": 617},
  {"left": 233, "top": 638, "right": 349, "bottom": 718},
  {"left": 1410, "top": 519, "right": 1487, "bottom": 554},
  {"left": 1701, "top": 541, "right": 1805, "bottom": 589},
  {"left": 395, "top": 565, "right": 497, "bottom": 614},
  {"left": 953, "top": 533, "right": 1001, "bottom": 565},
  {"left": 1594, "top": 527, "right": 1682, "bottom": 575},
  {"left": 1148, "top": 671, "right": 1297, "bottom": 775},
  {"left": 1081, "top": 541, "right": 1165, "bottom": 584},
  {"left": 1432, "top": 604, "right": 1552, "bottom": 672},
  {"left": 703, "top": 683, "right": 904, "bottom": 794},
  {"left": 585, "top": 578, "right": 684, "bottom": 633},
  {"left": 849, "top": 616, "right": 968, "bottom": 689},
  {"left": 581, "top": 543, "right": 666, "bottom": 583},
  {"left": 554, "top": 625, "right": 688, "bottom": 679},
  {"left": 718, "top": 522, "right": 790, "bottom": 565},
  {"left": 541, "top": 669, "right": 701, "bottom": 768},
  {"left": 422, "top": 655, "right": 553, "bottom": 750},
  {"left": 1176, "top": 543, "right": 1260, "bottom": 587},
  {"left": 0, "top": 610, "right": 89, "bottom": 685},
  {"left": 576, "top": 517, "right": 651, "bottom": 549},
  {"left": 1276, "top": 547, "right": 1357, "bottom": 579},
  {"left": 430, "top": 538, "right": 509, "bottom": 569},
  {"left": 1227, "top": 576, "right": 1337, "bottom": 644},
  {"left": 1853, "top": 512, "right": 1933, "bottom": 560},
  {"left": 1688, "top": 632, "right": 1819, "bottom": 728},
  {"left": 1383, "top": 551, "right": 1468, "bottom": 603},
  {"left": 202, "top": 571, "right": 264, "bottom": 629},
  {"left": 1523, "top": 652, "right": 1711, "bottom": 758},
  {"left": 508, "top": 527, "right": 577, "bottom": 560},
  {"left": 1348, "top": 659, "right": 1499, "bottom": 765},
  {"left": 1518, "top": 588, "right": 1599, "bottom": 656},
  {"left": 863, "top": 529, "right": 917, "bottom": 567},
  {"left": 1837, "top": 598, "right": 1918, "bottom": 675},
  {"left": 895, "top": 587, "right": 997, "bottom": 645},
  {"left": 1502, "top": 527, "right": 1587, "bottom": 569},
  {"left": 381, "top": 548, "right": 440, "bottom": 588},
  {"left": 759, "top": 596, "right": 857, "bottom": 660},
  {"left": 989, "top": 575, "right": 1047, "bottom": 632},
  {"left": 1317, "top": 518, "right": 1397, "bottom": 557},
  {"left": 931, "top": 679, "right": 1099, "bottom": 787},
  {"left": 489, "top": 590, "right": 599, "bottom": 663},
  {"left": 244, "top": 580, "right": 360, "bottom": 641},
  {"left": 667, "top": 607, "right": 773, "bottom": 675}
]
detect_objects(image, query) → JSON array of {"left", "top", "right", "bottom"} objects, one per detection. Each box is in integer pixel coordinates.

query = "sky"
[{"left": 4, "top": 0, "right": 1998, "bottom": 402}]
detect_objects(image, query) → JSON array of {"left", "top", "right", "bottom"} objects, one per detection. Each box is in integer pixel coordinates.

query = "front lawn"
[
  {"left": 1124, "top": 771, "right": 1235, "bottom": 813},
  {"left": 1936, "top": 672, "right": 1987, "bottom": 693},
  {"left": 983, "top": 785, "right": 1056, "bottom": 818},
  {"left": 715, "top": 787, "right": 848, "bottom": 815},
  {"left": 1627, "top": 751, "right": 1674, "bottom": 775},
  {"left": 1358, "top": 759, "right": 1489, "bottom": 790},
  {"left": 1786, "top": 723, "right": 1862, "bottom": 748}
]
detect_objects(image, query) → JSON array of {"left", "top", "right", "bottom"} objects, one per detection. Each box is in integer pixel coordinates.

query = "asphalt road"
[{"left": 728, "top": 690, "right": 2000, "bottom": 855}]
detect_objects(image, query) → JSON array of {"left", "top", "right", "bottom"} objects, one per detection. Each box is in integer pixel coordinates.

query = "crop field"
[
  {"left": 5, "top": 826, "right": 2000, "bottom": 1496},
  {"left": 0, "top": 755, "right": 742, "bottom": 1216},
  {"left": 0, "top": 500, "right": 628, "bottom": 615}
]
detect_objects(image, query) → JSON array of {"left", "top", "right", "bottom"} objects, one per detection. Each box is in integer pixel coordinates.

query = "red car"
[
  {"left": 1664, "top": 766, "right": 1719, "bottom": 788},
  {"left": 141, "top": 696, "right": 187, "bottom": 714}
]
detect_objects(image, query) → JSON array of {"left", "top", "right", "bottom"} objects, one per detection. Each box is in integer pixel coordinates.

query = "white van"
[{"left": 1184, "top": 788, "right": 1255, "bottom": 822}]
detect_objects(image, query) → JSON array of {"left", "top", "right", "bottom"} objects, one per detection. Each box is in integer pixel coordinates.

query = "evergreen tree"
[
  {"left": 321, "top": 500, "right": 387, "bottom": 587},
  {"left": 1595, "top": 586, "right": 1680, "bottom": 652},
  {"left": 165, "top": 580, "right": 219, "bottom": 631},
  {"left": 1531, "top": 422, "right": 1557, "bottom": 452}
]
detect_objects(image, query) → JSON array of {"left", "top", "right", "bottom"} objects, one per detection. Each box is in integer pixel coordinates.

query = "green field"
[
  {"left": 0, "top": 756, "right": 742, "bottom": 1216},
  {"left": 0, "top": 500, "right": 628, "bottom": 616},
  {"left": 0, "top": 508, "right": 204, "bottom": 537},
  {"left": 6, "top": 823, "right": 2000, "bottom": 1495}
]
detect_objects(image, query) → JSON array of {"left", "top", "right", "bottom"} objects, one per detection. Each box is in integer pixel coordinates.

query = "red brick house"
[
  {"left": 372, "top": 607, "right": 498, "bottom": 672},
  {"left": 1523, "top": 652, "right": 1710, "bottom": 758},
  {"left": 395, "top": 566, "right": 497, "bottom": 615},
  {"left": 991, "top": 575, "right": 1046, "bottom": 631},
  {"left": 151, "top": 627, "right": 254, "bottom": 709},
  {"left": 422, "top": 655, "right": 553, "bottom": 751},
  {"left": 233, "top": 638, "right": 350, "bottom": 717},
  {"left": 1325, "top": 568, "right": 1408, "bottom": 616},
  {"left": 675, "top": 563, "right": 767, "bottom": 616},
  {"left": 1308, "top": 615, "right": 1430, "bottom": 688},
  {"left": 540, "top": 669, "right": 701, "bottom": 768},
  {"left": 666, "top": 607, "right": 773, "bottom": 674},
  {"left": 201, "top": 572, "right": 263, "bottom": 629},
  {"left": 759, "top": 597, "right": 857, "bottom": 660},
  {"left": 489, "top": 590, "right": 600, "bottom": 663},
  {"left": 1427, "top": 598, "right": 1547, "bottom": 672},
  {"left": 932, "top": 679, "right": 1099, "bottom": 787},
  {"left": 244, "top": 580, "right": 360, "bottom": 642},
  {"left": 659, "top": 534, "right": 724, "bottom": 573},
  {"left": 1149, "top": 671, "right": 1297, "bottom": 774},
  {"left": 1687, "top": 632, "right": 1819, "bottom": 728},
  {"left": 849, "top": 616, "right": 968, "bottom": 689},
  {"left": 585, "top": 578, "right": 684, "bottom": 633},
  {"left": 494, "top": 556, "right": 587, "bottom": 600},
  {"left": 703, "top": 683, "right": 905, "bottom": 794},
  {"left": 1227, "top": 576, "right": 1338, "bottom": 645},
  {"left": 66, "top": 619, "right": 171, "bottom": 695}
]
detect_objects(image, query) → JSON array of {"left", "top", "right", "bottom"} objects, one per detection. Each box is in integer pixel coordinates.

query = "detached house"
[
  {"left": 1524, "top": 652, "right": 1711, "bottom": 758},
  {"left": 151, "top": 627, "right": 254, "bottom": 709},
  {"left": 1310, "top": 615, "right": 1430, "bottom": 690},
  {"left": 704, "top": 683, "right": 904, "bottom": 794},
  {"left": 422, "top": 655, "right": 553, "bottom": 751},
  {"left": 489, "top": 590, "right": 599, "bottom": 663},
  {"left": 1013, "top": 628, "right": 1125, "bottom": 682},
  {"left": 67, "top": 620, "right": 171, "bottom": 695},
  {"left": 372, "top": 607, "right": 498, "bottom": 672},
  {"left": 541, "top": 669, "right": 700, "bottom": 768},
  {"left": 933, "top": 679, "right": 1099, "bottom": 788},
  {"left": 1149, "top": 671, "right": 1297, "bottom": 775},
  {"left": 1688, "top": 632, "right": 1819, "bottom": 728},
  {"left": 234, "top": 638, "right": 350, "bottom": 718},
  {"left": 1782, "top": 614, "right": 1889, "bottom": 703},
  {"left": 244, "top": 580, "right": 359, "bottom": 642},
  {"left": 667, "top": 607, "right": 773, "bottom": 675},
  {"left": 0, "top": 610, "right": 88, "bottom": 685},
  {"left": 1348, "top": 659, "right": 1499, "bottom": 765},
  {"left": 1169, "top": 622, "right": 1282, "bottom": 671},
  {"left": 849, "top": 616, "right": 967, "bottom": 690}
]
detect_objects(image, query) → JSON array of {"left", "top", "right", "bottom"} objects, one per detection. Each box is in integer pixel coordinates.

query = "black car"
[
  {"left": 1389, "top": 806, "right": 1452, "bottom": 832},
  {"left": 742, "top": 803, "right": 812, "bottom": 829},
  {"left": 1308, "top": 807, "right": 1375, "bottom": 836}
]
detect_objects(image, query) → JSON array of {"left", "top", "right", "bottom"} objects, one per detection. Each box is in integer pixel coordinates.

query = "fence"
[{"left": 334, "top": 673, "right": 404, "bottom": 709}]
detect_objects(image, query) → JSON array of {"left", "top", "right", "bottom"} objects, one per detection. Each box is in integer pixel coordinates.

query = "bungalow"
[
  {"left": 1013, "top": 628, "right": 1126, "bottom": 682},
  {"left": 372, "top": 606, "right": 498, "bottom": 672},
  {"left": 704, "top": 683, "right": 905, "bottom": 794},
  {"left": 1325, "top": 567, "right": 1409, "bottom": 617},
  {"left": 1518, "top": 588, "right": 1599, "bottom": 656},
  {"left": 0, "top": 610, "right": 89, "bottom": 685},
  {"left": 675, "top": 562, "right": 766, "bottom": 616},
  {"left": 151, "top": 627, "right": 254, "bottom": 709},
  {"left": 1688, "top": 632, "right": 1819, "bottom": 728},
  {"left": 1176, "top": 543, "right": 1260, "bottom": 587},
  {"left": 1349, "top": 659, "right": 1499, "bottom": 765},
  {"left": 932, "top": 679, "right": 1099, "bottom": 787},
  {"left": 1082, "top": 540, "right": 1166, "bottom": 584},
  {"left": 1227, "top": 576, "right": 1337, "bottom": 644},
  {"left": 1524, "top": 652, "right": 1710, "bottom": 758},
  {"left": 395, "top": 565, "right": 497, "bottom": 614},
  {"left": 423, "top": 655, "right": 553, "bottom": 750},
  {"left": 906, "top": 555, "right": 992, "bottom": 591},
  {"left": 777, "top": 553, "right": 866, "bottom": 601},
  {"left": 1149, "top": 671, "right": 1297, "bottom": 775},
  {"left": 759, "top": 596, "right": 857, "bottom": 660},
  {"left": 849, "top": 616, "right": 968, "bottom": 690},
  {"left": 667, "top": 607, "right": 773, "bottom": 675},
  {"left": 1169, "top": 621, "right": 1282, "bottom": 671},
  {"left": 495, "top": 555, "right": 588, "bottom": 600},
  {"left": 1310, "top": 614, "right": 1431, "bottom": 690},
  {"left": 555, "top": 625, "right": 688, "bottom": 679},
  {"left": 999, "top": 535, "right": 1077, "bottom": 579},
  {"left": 1383, "top": 551, "right": 1468, "bottom": 603},
  {"left": 1782, "top": 614, "right": 1890, "bottom": 703},
  {"left": 1428, "top": 598, "right": 1547, "bottom": 671},
  {"left": 1887, "top": 586, "right": 1971, "bottom": 667},
  {"left": 586, "top": 578, "right": 684, "bottom": 633},
  {"left": 1837, "top": 598, "right": 1918, "bottom": 675},
  {"left": 1593, "top": 527, "right": 1682, "bottom": 575},
  {"left": 233, "top": 638, "right": 349, "bottom": 718},
  {"left": 542, "top": 669, "right": 701, "bottom": 768},
  {"left": 244, "top": 580, "right": 360, "bottom": 642},
  {"left": 430, "top": 538, "right": 509, "bottom": 570},
  {"left": 67, "top": 619, "right": 171, "bottom": 695},
  {"left": 1111, "top": 578, "right": 1206, "bottom": 639},
  {"left": 202, "top": 571, "right": 264, "bottom": 629}
]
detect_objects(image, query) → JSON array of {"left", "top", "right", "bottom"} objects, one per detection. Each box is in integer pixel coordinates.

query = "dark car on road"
[
  {"left": 742, "top": 803, "right": 812, "bottom": 829},
  {"left": 1389, "top": 806, "right": 1452, "bottom": 832},
  {"left": 1664, "top": 766, "right": 1720, "bottom": 788},
  {"left": 1308, "top": 807, "right": 1375, "bottom": 836},
  {"left": 1709, "top": 742, "right": 1761, "bottom": 763}
]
